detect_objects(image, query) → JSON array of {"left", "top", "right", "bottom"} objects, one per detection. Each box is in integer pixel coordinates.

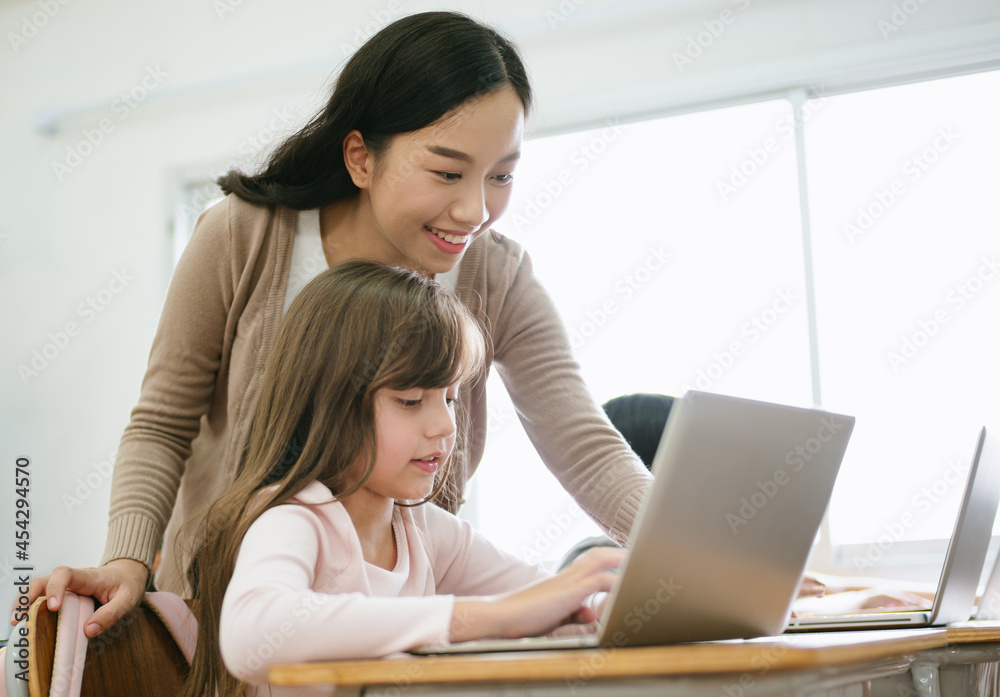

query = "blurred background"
[{"left": 2, "top": 0, "right": 999, "bottom": 636}]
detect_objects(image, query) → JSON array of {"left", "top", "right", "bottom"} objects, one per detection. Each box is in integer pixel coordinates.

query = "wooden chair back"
[{"left": 21, "top": 595, "right": 198, "bottom": 697}]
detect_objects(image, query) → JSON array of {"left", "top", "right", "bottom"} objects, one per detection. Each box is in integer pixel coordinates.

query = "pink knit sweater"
[{"left": 220, "top": 481, "right": 553, "bottom": 696}]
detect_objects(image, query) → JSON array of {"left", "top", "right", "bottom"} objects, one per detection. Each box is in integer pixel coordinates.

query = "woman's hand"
[
  {"left": 450, "top": 547, "right": 625, "bottom": 643},
  {"left": 10, "top": 558, "right": 149, "bottom": 638},
  {"left": 797, "top": 574, "right": 826, "bottom": 598}
]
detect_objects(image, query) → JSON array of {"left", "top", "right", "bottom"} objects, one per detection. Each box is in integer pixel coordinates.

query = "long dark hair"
[
  {"left": 217, "top": 11, "right": 532, "bottom": 209},
  {"left": 180, "top": 260, "right": 485, "bottom": 697}
]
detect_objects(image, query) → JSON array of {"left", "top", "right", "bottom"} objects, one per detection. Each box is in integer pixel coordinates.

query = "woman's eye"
[
  {"left": 436, "top": 172, "right": 461, "bottom": 181},
  {"left": 492, "top": 173, "right": 514, "bottom": 185},
  {"left": 398, "top": 399, "right": 421, "bottom": 408}
]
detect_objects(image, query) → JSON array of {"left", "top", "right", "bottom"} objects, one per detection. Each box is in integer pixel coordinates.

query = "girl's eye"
[
  {"left": 436, "top": 172, "right": 461, "bottom": 181},
  {"left": 398, "top": 399, "right": 421, "bottom": 408},
  {"left": 492, "top": 173, "right": 514, "bottom": 185},
  {"left": 445, "top": 397, "right": 456, "bottom": 407}
]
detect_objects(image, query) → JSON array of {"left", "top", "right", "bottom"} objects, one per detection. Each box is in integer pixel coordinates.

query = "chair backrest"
[{"left": 2, "top": 593, "right": 198, "bottom": 697}]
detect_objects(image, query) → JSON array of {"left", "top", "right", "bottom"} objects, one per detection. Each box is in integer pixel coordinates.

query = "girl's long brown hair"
[{"left": 180, "top": 260, "right": 485, "bottom": 697}]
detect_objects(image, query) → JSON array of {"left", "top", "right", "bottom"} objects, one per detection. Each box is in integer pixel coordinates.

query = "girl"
[
  {"left": 182, "top": 261, "right": 623, "bottom": 697},
  {"left": 22, "top": 10, "right": 650, "bottom": 637}
]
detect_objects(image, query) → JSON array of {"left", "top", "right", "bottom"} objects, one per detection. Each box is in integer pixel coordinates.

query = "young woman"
[
  {"left": 17, "top": 10, "right": 651, "bottom": 638},
  {"left": 185, "top": 261, "right": 623, "bottom": 697}
]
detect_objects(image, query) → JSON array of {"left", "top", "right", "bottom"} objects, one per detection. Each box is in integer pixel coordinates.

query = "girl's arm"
[
  {"left": 421, "top": 501, "right": 551, "bottom": 596},
  {"left": 421, "top": 503, "right": 619, "bottom": 641},
  {"left": 220, "top": 504, "right": 623, "bottom": 684},
  {"left": 450, "top": 548, "right": 622, "bottom": 642},
  {"left": 220, "top": 505, "right": 455, "bottom": 684}
]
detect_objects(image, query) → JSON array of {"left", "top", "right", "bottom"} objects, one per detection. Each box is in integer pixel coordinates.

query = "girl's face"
[
  {"left": 361, "top": 86, "right": 525, "bottom": 276},
  {"left": 363, "top": 385, "right": 459, "bottom": 501}
]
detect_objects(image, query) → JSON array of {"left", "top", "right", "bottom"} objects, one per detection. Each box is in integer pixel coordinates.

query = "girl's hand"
[
  {"left": 450, "top": 547, "right": 625, "bottom": 643},
  {"left": 10, "top": 558, "right": 149, "bottom": 638}
]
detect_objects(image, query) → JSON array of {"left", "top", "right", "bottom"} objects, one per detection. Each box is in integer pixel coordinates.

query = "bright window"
[
  {"left": 469, "top": 70, "right": 1000, "bottom": 572},
  {"left": 805, "top": 70, "right": 1000, "bottom": 555},
  {"left": 471, "top": 98, "right": 812, "bottom": 565}
]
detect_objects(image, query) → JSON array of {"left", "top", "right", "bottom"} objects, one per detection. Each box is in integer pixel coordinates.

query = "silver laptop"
[
  {"left": 416, "top": 390, "right": 854, "bottom": 653},
  {"left": 788, "top": 426, "right": 999, "bottom": 631}
]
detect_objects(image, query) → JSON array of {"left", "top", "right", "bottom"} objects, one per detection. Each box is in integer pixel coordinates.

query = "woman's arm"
[
  {"left": 18, "top": 198, "right": 244, "bottom": 635},
  {"left": 102, "top": 197, "right": 239, "bottom": 571},
  {"left": 486, "top": 242, "right": 653, "bottom": 543}
]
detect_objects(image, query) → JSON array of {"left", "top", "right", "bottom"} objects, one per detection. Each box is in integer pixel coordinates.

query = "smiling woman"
[
  {"left": 320, "top": 86, "right": 525, "bottom": 275},
  {"left": 18, "top": 9, "right": 651, "bottom": 668}
]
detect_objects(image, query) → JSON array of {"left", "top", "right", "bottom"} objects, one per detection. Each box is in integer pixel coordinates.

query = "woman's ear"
[{"left": 343, "top": 130, "right": 374, "bottom": 189}]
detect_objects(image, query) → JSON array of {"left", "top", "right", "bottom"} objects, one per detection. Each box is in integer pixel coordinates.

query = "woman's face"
[{"left": 362, "top": 86, "right": 525, "bottom": 276}]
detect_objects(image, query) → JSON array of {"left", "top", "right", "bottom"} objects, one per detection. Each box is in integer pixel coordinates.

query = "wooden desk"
[
  {"left": 269, "top": 629, "right": 947, "bottom": 697},
  {"left": 912, "top": 622, "right": 1000, "bottom": 697},
  {"left": 946, "top": 620, "right": 1000, "bottom": 644},
  {"left": 864, "top": 622, "right": 1000, "bottom": 697}
]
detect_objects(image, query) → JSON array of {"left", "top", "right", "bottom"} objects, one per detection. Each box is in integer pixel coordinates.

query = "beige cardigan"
[{"left": 101, "top": 195, "right": 652, "bottom": 595}]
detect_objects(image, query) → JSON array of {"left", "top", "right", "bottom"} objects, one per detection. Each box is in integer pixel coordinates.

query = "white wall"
[{"left": 2, "top": 0, "right": 998, "bottom": 631}]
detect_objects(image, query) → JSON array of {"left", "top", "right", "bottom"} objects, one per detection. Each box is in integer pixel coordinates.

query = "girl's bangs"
[{"left": 379, "top": 303, "right": 483, "bottom": 391}]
